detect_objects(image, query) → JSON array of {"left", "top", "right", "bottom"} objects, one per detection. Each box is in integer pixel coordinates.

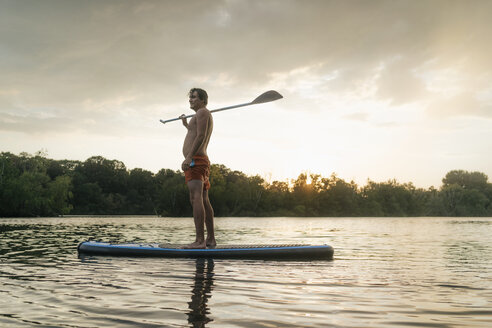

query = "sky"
[{"left": 1, "top": 0, "right": 491, "bottom": 188}]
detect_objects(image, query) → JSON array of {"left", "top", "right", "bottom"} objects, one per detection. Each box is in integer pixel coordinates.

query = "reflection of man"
[
  {"left": 187, "top": 258, "right": 214, "bottom": 327},
  {"left": 180, "top": 88, "right": 216, "bottom": 249}
]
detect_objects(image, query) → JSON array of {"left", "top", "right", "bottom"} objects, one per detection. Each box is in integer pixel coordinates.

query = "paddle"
[{"left": 159, "top": 90, "right": 283, "bottom": 124}]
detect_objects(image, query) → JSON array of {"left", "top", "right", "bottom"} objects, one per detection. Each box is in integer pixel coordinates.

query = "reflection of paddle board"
[{"left": 77, "top": 241, "right": 334, "bottom": 260}]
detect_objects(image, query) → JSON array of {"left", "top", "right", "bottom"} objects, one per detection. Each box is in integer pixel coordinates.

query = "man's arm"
[{"left": 179, "top": 114, "right": 189, "bottom": 129}]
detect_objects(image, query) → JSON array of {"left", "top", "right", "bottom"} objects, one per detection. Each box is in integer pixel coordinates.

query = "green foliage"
[
  {"left": 362, "top": 180, "right": 422, "bottom": 216},
  {"left": 1, "top": 151, "right": 491, "bottom": 217},
  {"left": 437, "top": 170, "right": 491, "bottom": 216},
  {"left": 208, "top": 165, "right": 267, "bottom": 216},
  {"left": 155, "top": 169, "right": 189, "bottom": 217},
  {"left": 319, "top": 174, "right": 361, "bottom": 216},
  {"left": 0, "top": 152, "right": 72, "bottom": 216},
  {"left": 47, "top": 175, "right": 73, "bottom": 215},
  {"left": 442, "top": 170, "right": 488, "bottom": 191}
]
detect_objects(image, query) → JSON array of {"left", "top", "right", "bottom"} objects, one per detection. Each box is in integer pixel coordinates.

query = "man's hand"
[
  {"left": 179, "top": 114, "right": 189, "bottom": 128},
  {"left": 182, "top": 157, "right": 192, "bottom": 171}
]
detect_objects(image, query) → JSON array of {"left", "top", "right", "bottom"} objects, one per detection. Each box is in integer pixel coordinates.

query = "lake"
[{"left": 1, "top": 216, "right": 491, "bottom": 327}]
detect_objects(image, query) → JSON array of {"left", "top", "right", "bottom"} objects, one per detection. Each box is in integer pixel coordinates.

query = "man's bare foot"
[
  {"left": 206, "top": 238, "right": 217, "bottom": 248},
  {"left": 182, "top": 241, "right": 206, "bottom": 249}
]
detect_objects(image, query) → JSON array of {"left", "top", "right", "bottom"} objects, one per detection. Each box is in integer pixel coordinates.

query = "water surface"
[{"left": 1, "top": 217, "right": 491, "bottom": 327}]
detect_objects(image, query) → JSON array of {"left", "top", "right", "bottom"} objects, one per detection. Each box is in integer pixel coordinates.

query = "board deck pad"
[
  {"left": 78, "top": 241, "right": 334, "bottom": 260},
  {"left": 158, "top": 244, "right": 308, "bottom": 249}
]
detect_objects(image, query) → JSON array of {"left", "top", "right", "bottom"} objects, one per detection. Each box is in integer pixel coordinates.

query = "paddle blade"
[{"left": 251, "top": 90, "right": 283, "bottom": 104}]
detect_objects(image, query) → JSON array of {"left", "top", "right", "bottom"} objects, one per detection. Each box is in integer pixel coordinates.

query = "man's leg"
[
  {"left": 203, "top": 189, "right": 216, "bottom": 247},
  {"left": 184, "top": 180, "right": 206, "bottom": 249}
]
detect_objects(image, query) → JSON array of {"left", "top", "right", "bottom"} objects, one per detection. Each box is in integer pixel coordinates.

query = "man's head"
[{"left": 188, "top": 88, "right": 208, "bottom": 109}]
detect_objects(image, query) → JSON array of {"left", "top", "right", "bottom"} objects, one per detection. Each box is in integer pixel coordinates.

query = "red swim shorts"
[{"left": 184, "top": 155, "right": 211, "bottom": 190}]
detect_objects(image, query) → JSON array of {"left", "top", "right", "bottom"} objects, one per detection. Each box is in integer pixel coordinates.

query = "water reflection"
[
  {"left": 1, "top": 217, "right": 491, "bottom": 328},
  {"left": 187, "top": 258, "right": 215, "bottom": 328}
]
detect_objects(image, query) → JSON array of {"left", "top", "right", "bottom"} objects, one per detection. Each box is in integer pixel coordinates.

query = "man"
[{"left": 180, "top": 88, "right": 216, "bottom": 249}]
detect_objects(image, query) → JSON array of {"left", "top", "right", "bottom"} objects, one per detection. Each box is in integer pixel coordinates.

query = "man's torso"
[{"left": 182, "top": 109, "right": 213, "bottom": 158}]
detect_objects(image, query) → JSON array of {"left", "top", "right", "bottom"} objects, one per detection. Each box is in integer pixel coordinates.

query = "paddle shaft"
[
  {"left": 159, "top": 102, "right": 252, "bottom": 124},
  {"left": 159, "top": 90, "right": 283, "bottom": 125}
]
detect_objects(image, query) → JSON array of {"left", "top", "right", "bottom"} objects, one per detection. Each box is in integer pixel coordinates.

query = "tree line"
[{"left": 1, "top": 151, "right": 491, "bottom": 217}]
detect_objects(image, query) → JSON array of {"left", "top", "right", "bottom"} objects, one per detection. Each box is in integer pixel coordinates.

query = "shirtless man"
[{"left": 180, "top": 88, "right": 216, "bottom": 249}]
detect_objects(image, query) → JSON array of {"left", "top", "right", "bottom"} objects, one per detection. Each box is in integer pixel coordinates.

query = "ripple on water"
[{"left": 1, "top": 216, "right": 491, "bottom": 327}]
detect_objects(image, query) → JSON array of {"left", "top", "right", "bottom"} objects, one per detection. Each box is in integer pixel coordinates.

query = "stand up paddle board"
[{"left": 77, "top": 241, "right": 334, "bottom": 260}]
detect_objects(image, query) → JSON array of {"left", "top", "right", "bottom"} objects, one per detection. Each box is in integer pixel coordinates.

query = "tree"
[
  {"left": 263, "top": 180, "right": 293, "bottom": 216},
  {"left": 155, "top": 169, "right": 189, "bottom": 216},
  {"left": 442, "top": 170, "right": 488, "bottom": 191},
  {"left": 47, "top": 175, "right": 73, "bottom": 215},
  {"left": 319, "top": 174, "right": 361, "bottom": 216},
  {"left": 361, "top": 180, "right": 422, "bottom": 216},
  {"left": 126, "top": 168, "right": 157, "bottom": 214},
  {"left": 71, "top": 156, "right": 129, "bottom": 214},
  {"left": 439, "top": 184, "right": 489, "bottom": 216},
  {"left": 439, "top": 170, "right": 491, "bottom": 216}
]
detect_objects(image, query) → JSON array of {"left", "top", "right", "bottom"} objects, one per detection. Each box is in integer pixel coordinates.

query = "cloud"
[
  {"left": 375, "top": 56, "right": 429, "bottom": 105},
  {"left": 1, "top": 0, "right": 492, "bottom": 138},
  {"left": 427, "top": 92, "right": 492, "bottom": 119},
  {"left": 343, "top": 112, "right": 369, "bottom": 122}
]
